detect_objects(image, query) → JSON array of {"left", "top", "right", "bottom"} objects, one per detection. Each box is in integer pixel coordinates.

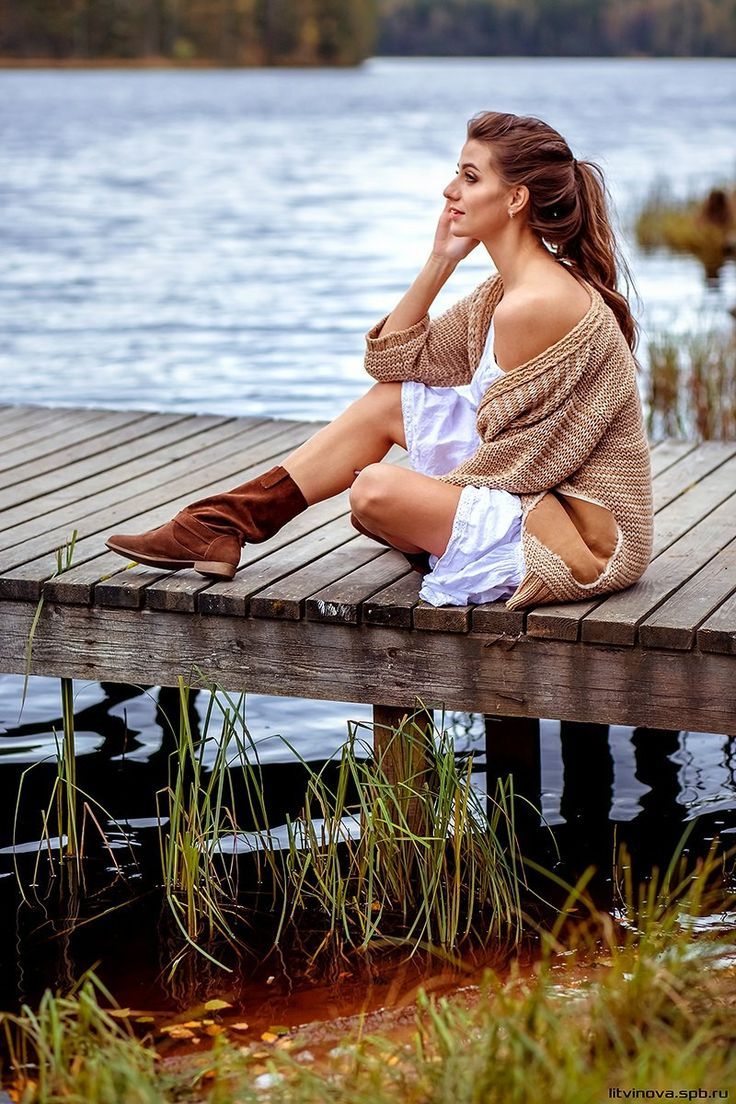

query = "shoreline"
[
  {"left": 0, "top": 53, "right": 731, "bottom": 70},
  {"left": 0, "top": 55, "right": 364, "bottom": 69}
]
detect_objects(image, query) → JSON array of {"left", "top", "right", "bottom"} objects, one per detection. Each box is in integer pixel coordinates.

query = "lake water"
[
  {"left": 1, "top": 60, "right": 735, "bottom": 1004},
  {"left": 1, "top": 59, "right": 735, "bottom": 419}
]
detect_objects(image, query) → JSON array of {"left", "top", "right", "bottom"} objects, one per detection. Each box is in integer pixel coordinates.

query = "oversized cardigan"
[{"left": 364, "top": 272, "right": 654, "bottom": 611}]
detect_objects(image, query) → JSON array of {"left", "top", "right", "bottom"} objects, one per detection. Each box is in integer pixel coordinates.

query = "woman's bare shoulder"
[{"left": 493, "top": 272, "right": 593, "bottom": 373}]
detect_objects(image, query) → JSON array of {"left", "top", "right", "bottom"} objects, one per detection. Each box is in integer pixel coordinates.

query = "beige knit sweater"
[{"left": 364, "top": 272, "right": 653, "bottom": 611}]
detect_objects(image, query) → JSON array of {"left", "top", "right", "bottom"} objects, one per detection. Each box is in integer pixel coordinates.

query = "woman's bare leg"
[
  {"left": 349, "top": 464, "right": 463, "bottom": 558},
  {"left": 283, "top": 383, "right": 462, "bottom": 560},
  {"left": 105, "top": 381, "right": 462, "bottom": 576},
  {"left": 282, "top": 382, "right": 407, "bottom": 505}
]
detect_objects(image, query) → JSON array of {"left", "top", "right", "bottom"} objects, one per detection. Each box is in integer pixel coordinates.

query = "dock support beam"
[{"left": 484, "top": 715, "right": 542, "bottom": 830}]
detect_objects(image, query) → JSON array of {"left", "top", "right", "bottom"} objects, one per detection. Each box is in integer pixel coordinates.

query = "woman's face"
[{"left": 442, "top": 139, "right": 515, "bottom": 243}]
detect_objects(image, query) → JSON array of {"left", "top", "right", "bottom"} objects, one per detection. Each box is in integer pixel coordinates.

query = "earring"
[{"left": 508, "top": 209, "right": 515, "bottom": 219}]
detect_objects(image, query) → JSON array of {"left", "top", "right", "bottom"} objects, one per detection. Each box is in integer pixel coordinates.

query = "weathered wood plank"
[
  {"left": 4, "top": 600, "right": 736, "bottom": 734},
  {"left": 0, "top": 408, "right": 123, "bottom": 471},
  {"left": 0, "top": 405, "right": 84, "bottom": 446},
  {"left": 0, "top": 415, "right": 271, "bottom": 531},
  {"left": 413, "top": 601, "right": 471, "bottom": 633},
  {"left": 141, "top": 505, "right": 357, "bottom": 618},
  {"left": 0, "top": 415, "right": 277, "bottom": 544},
  {"left": 145, "top": 504, "right": 355, "bottom": 613},
  {"left": 528, "top": 446, "right": 736, "bottom": 643},
  {"left": 249, "top": 532, "right": 386, "bottom": 620},
  {"left": 86, "top": 423, "right": 321, "bottom": 609},
  {"left": 648, "top": 439, "right": 699, "bottom": 477},
  {"left": 193, "top": 495, "right": 351, "bottom": 617},
  {"left": 143, "top": 494, "right": 347, "bottom": 614},
  {"left": 471, "top": 600, "right": 525, "bottom": 636},
  {"left": 581, "top": 490, "right": 736, "bottom": 646},
  {"left": 698, "top": 590, "right": 736, "bottom": 654},
  {"left": 650, "top": 440, "right": 736, "bottom": 512},
  {"left": 306, "top": 549, "right": 409, "bottom": 624},
  {"left": 651, "top": 451, "right": 736, "bottom": 552},
  {"left": 522, "top": 597, "right": 593, "bottom": 642},
  {"left": 362, "top": 573, "right": 422, "bottom": 628},
  {"left": 639, "top": 535, "right": 736, "bottom": 650},
  {"left": 0, "top": 411, "right": 187, "bottom": 505},
  {"left": 42, "top": 551, "right": 143, "bottom": 606},
  {"left": 0, "top": 412, "right": 158, "bottom": 502},
  {"left": 0, "top": 421, "right": 315, "bottom": 594}
]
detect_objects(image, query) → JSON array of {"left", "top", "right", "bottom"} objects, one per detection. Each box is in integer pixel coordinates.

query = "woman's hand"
[
  {"left": 375, "top": 202, "right": 478, "bottom": 337},
  {"left": 431, "top": 201, "right": 480, "bottom": 264}
]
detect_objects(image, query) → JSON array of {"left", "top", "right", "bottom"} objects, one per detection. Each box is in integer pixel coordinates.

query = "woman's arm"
[
  {"left": 364, "top": 201, "right": 484, "bottom": 387},
  {"left": 379, "top": 200, "right": 478, "bottom": 336}
]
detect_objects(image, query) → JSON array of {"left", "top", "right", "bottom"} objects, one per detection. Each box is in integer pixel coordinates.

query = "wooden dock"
[{"left": 1, "top": 404, "right": 736, "bottom": 739}]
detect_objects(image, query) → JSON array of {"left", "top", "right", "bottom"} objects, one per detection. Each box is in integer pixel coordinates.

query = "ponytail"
[
  {"left": 560, "top": 159, "right": 641, "bottom": 358},
  {"left": 467, "top": 111, "right": 641, "bottom": 361}
]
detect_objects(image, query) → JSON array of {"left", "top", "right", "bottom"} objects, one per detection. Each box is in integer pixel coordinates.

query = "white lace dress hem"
[{"left": 400, "top": 317, "right": 526, "bottom": 608}]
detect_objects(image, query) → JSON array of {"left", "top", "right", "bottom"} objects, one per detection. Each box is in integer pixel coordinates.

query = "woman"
[{"left": 106, "top": 110, "right": 654, "bottom": 612}]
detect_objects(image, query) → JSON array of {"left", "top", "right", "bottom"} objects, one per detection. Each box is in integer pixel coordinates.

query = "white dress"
[{"left": 401, "top": 317, "right": 526, "bottom": 607}]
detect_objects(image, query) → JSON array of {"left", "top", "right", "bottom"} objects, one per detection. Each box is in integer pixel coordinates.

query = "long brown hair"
[{"left": 467, "top": 110, "right": 640, "bottom": 356}]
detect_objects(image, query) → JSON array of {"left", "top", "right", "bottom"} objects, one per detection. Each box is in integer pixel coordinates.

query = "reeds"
[
  {"left": 280, "top": 713, "right": 528, "bottom": 959},
  {"left": 635, "top": 179, "right": 736, "bottom": 278},
  {"left": 156, "top": 682, "right": 531, "bottom": 973},
  {"left": 646, "top": 326, "right": 736, "bottom": 441}
]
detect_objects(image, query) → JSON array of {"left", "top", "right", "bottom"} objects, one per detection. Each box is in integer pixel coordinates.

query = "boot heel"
[{"left": 193, "top": 560, "right": 238, "bottom": 581}]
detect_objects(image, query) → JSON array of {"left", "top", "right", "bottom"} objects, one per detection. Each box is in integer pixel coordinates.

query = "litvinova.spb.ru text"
[{"left": 608, "top": 1091, "right": 729, "bottom": 1100}]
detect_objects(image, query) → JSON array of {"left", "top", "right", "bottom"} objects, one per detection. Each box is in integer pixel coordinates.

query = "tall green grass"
[
  {"left": 0, "top": 973, "right": 169, "bottom": 1104},
  {"left": 156, "top": 678, "right": 270, "bottom": 972},
  {"left": 157, "top": 682, "right": 536, "bottom": 974},
  {"left": 2, "top": 835, "right": 734, "bottom": 1104}
]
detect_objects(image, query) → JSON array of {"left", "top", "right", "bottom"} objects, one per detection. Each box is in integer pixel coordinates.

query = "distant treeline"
[
  {"left": 0, "top": 0, "right": 378, "bottom": 65},
  {"left": 1, "top": 0, "right": 734, "bottom": 64},
  {"left": 377, "top": 0, "right": 736, "bottom": 57}
]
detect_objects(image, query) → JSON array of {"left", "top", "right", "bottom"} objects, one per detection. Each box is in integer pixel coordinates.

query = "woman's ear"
[{"left": 512, "top": 184, "right": 530, "bottom": 214}]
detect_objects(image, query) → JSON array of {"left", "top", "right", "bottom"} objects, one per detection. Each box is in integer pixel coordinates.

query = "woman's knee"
[{"left": 349, "top": 463, "right": 394, "bottom": 519}]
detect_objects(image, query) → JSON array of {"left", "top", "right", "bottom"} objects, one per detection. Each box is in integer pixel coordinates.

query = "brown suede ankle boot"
[
  {"left": 106, "top": 466, "right": 309, "bottom": 580},
  {"left": 349, "top": 514, "right": 431, "bottom": 576}
]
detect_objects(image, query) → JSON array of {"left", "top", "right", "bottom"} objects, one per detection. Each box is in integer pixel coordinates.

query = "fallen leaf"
[
  {"left": 108, "top": 1008, "right": 132, "bottom": 1019},
  {"left": 135, "top": 1016, "right": 156, "bottom": 1024},
  {"left": 204, "top": 998, "right": 232, "bottom": 1011},
  {"left": 204, "top": 1025, "right": 224, "bottom": 1036},
  {"left": 230, "top": 1022, "right": 250, "bottom": 1032},
  {"left": 160, "top": 1025, "right": 196, "bottom": 1039},
  {"left": 261, "top": 1032, "right": 278, "bottom": 1043},
  {"left": 267, "top": 1025, "right": 289, "bottom": 1036}
]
